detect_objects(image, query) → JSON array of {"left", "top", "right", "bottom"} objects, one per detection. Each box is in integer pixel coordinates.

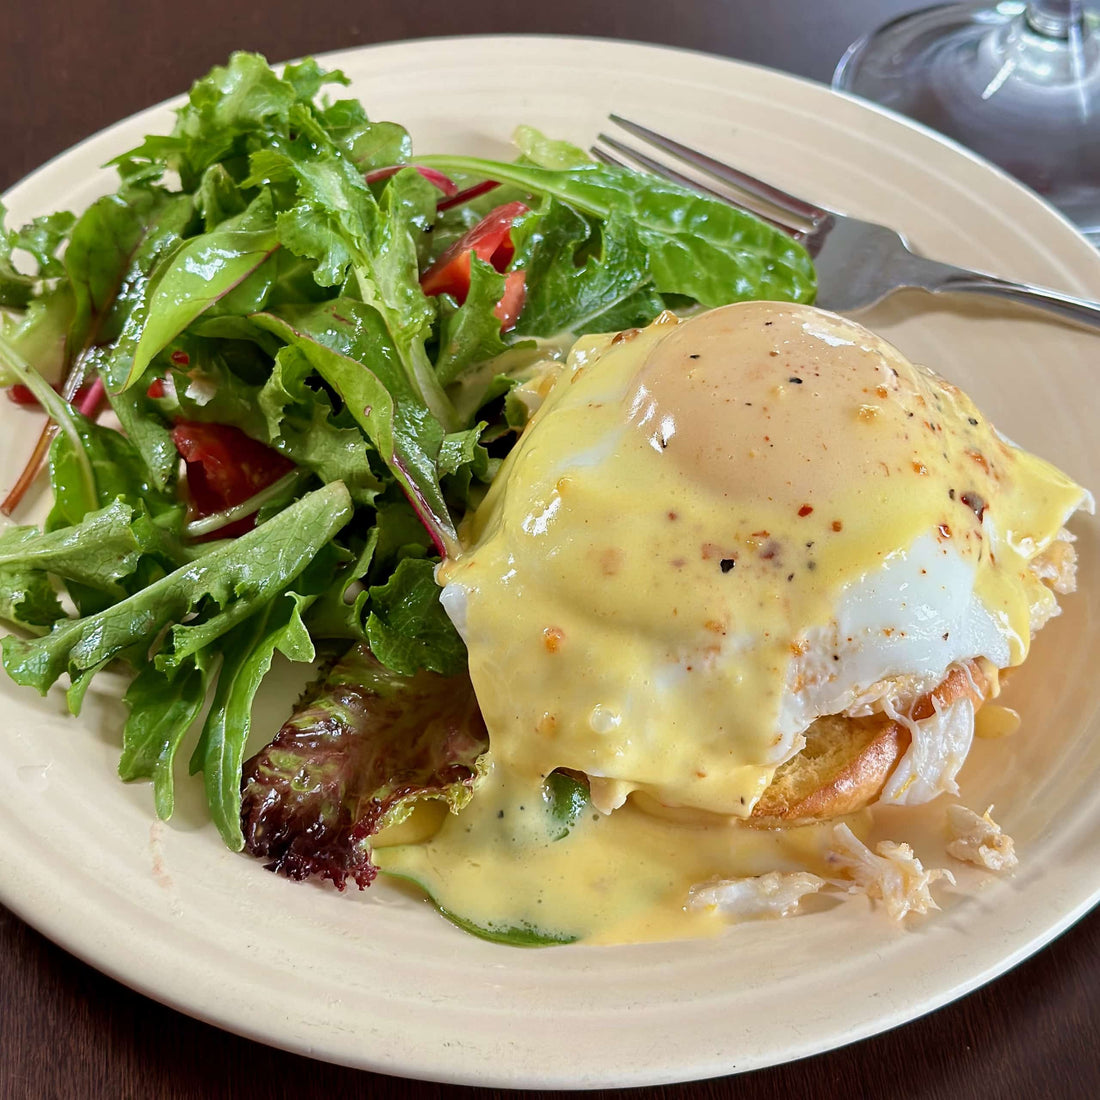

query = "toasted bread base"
[{"left": 747, "top": 661, "right": 990, "bottom": 827}]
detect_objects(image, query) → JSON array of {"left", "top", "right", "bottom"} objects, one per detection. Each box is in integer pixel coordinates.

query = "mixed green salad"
[{"left": 0, "top": 54, "right": 814, "bottom": 897}]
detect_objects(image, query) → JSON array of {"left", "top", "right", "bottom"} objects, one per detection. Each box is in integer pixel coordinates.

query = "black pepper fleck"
[
  {"left": 497, "top": 809, "right": 504, "bottom": 819},
  {"left": 788, "top": 376, "right": 803, "bottom": 384},
  {"left": 720, "top": 558, "right": 736, "bottom": 573},
  {"left": 787, "top": 572, "right": 794, "bottom": 581},
  {"left": 689, "top": 353, "right": 700, "bottom": 359},
  {"left": 968, "top": 417, "right": 979, "bottom": 426}
]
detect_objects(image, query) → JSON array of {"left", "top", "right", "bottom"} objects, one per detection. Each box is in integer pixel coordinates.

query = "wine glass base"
[{"left": 834, "top": 2, "right": 1100, "bottom": 240}]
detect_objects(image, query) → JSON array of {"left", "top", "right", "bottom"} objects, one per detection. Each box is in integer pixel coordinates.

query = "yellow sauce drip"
[{"left": 974, "top": 704, "right": 1022, "bottom": 739}]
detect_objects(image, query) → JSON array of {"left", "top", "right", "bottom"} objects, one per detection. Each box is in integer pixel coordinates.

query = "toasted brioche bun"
[{"left": 747, "top": 661, "right": 991, "bottom": 827}]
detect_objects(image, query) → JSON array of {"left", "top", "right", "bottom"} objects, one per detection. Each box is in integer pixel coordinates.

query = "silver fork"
[{"left": 594, "top": 115, "right": 1100, "bottom": 331}]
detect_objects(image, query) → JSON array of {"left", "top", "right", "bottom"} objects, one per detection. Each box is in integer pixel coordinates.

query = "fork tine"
[
  {"left": 608, "top": 114, "right": 826, "bottom": 225},
  {"left": 594, "top": 134, "right": 803, "bottom": 238}
]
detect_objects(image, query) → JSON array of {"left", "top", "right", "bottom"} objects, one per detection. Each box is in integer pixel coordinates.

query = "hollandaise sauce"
[{"left": 376, "top": 765, "right": 845, "bottom": 945}]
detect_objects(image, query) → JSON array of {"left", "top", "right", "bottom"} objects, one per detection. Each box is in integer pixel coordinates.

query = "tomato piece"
[
  {"left": 420, "top": 201, "right": 529, "bottom": 303},
  {"left": 171, "top": 420, "right": 295, "bottom": 538},
  {"left": 146, "top": 377, "right": 167, "bottom": 399},
  {"left": 493, "top": 270, "right": 527, "bottom": 332}
]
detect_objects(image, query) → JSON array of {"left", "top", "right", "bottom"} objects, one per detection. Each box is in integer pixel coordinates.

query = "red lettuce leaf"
[{"left": 240, "top": 641, "right": 487, "bottom": 889}]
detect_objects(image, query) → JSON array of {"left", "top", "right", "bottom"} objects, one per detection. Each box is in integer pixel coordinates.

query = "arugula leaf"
[
  {"left": 0, "top": 568, "right": 63, "bottom": 630},
  {"left": 0, "top": 201, "right": 35, "bottom": 308},
  {"left": 253, "top": 140, "right": 457, "bottom": 430},
  {"left": 253, "top": 302, "right": 458, "bottom": 554},
  {"left": 240, "top": 642, "right": 487, "bottom": 888},
  {"left": 118, "top": 652, "right": 214, "bottom": 819},
  {"left": 0, "top": 500, "right": 159, "bottom": 595},
  {"left": 121, "top": 51, "right": 346, "bottom": 191},
  {"left": 0, "top": 481, "right": 352, "bottom": 704},
  {"left": 429, "top": 905, "right": 578, "bottom": 948},
  {"left": 301, "top": 528, "right": 377, "bottom": 641},
  {"left": 418, "top": 152, "right": 817, "bottom": 307},
  {"left": 365, "top": 557, "right": 466, "bottom": 676},
  {"left": 192, "top": 591, "right": 315, "bottom": 849},
  {"left": 14, "top": 211, "right": 76, "bottom": 279}
]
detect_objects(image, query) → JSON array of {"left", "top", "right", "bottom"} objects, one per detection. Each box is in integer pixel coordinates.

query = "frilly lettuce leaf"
[{"left": 240, "top": 641, "right": 488, "bottom": 889}]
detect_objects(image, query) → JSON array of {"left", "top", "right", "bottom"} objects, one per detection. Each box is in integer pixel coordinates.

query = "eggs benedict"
[{"left": 377, "top": 302, "right": 1090, "bottom": 944}]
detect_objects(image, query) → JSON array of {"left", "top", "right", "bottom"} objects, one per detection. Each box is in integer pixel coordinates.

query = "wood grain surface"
[{"left": 2, "top": 3, "right": 1098, "bottom": 1097}]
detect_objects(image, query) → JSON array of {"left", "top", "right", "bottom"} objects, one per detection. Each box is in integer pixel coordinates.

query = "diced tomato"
[
  {"left": 146, "top": 377, "right": 167, "bottom": 399},
  {"left": 493, "top": 270, "right": 527, "bottom": 332},
  {"left": 171, "top": 420, "right": 295, "bottom": 538},
  {"left": 420, "top": 201, "right": 529, "bottom": 304}
]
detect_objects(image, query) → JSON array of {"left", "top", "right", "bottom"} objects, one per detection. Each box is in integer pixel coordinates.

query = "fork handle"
[{"left": 931, "top": 269, "right": 1100, "bottom": 332}]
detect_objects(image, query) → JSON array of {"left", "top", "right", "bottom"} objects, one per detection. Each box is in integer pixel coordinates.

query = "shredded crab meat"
[
  {"left": 826, "top": 823, "right": 954, "bottom": 920},
  {"left": 687, "top": 871, "right": 825, "bottom": 919},
  {"left": 879, "top": 693, "right": 975, "bottom": 806},
  {"left": 945, "top": 804, "right": 1018, "bottom": 871}
]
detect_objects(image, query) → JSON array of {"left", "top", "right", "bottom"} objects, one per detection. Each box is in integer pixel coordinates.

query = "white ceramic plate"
[{"left": 1, "top": 35, "right": 1099, "bottom": 1090}]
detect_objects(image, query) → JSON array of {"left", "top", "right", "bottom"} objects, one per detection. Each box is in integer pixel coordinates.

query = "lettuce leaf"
[{"left": 241, "top": 642, "right": 487, "bottom": 888}]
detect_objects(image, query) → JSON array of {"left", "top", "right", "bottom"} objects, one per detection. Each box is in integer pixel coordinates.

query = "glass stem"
[{"left": 1025, "top": 0, "right": 1085, "bottom": 38}]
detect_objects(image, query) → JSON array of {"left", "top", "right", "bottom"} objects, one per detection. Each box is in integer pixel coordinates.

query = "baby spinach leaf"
[
  {"left": 512, "top": 124, "right": 593, "bottom": 170},
  {"left": 542, "top": 770, "right": 590, "bottom": 841},
  {"left": 125, "top": 191, "right": 280, "bottom": 387}
]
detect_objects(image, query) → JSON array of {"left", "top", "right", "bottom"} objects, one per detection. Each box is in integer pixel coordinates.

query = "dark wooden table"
[{"left": 2, "top": 3, "right": 1098, "bottom": 1098}]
